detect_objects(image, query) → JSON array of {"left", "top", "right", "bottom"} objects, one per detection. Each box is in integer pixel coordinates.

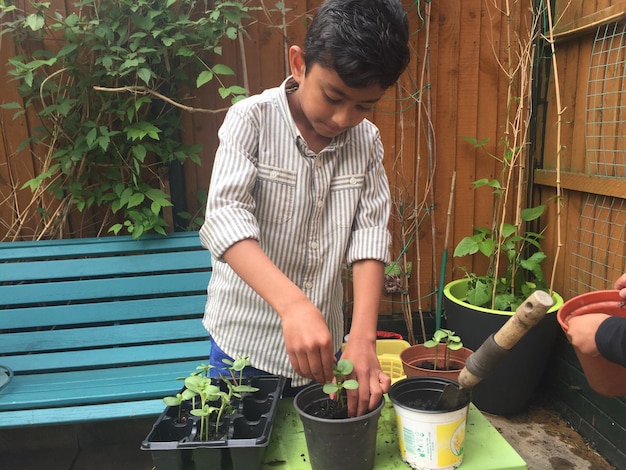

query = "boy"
[{"left": 199, "top": 0, "right": 410, "bottom": 417}]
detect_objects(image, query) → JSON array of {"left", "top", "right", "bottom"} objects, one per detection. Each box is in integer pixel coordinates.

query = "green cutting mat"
[{"left": 263, "top": 397, "right": 527, "bottom": 469}]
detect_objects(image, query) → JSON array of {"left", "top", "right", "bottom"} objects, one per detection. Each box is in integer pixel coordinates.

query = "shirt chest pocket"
[
  {"left": 255, "top": 164, "right": 298, "bottom": 224},
  {"left": 329, "top": 174, "right": 365, "bottom": 228}
]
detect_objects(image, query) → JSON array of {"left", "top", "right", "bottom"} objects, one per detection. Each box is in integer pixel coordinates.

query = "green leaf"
[
  {"left": 521, "top": 204, "right": 546, "bottom": 222},
  {"left": 108, "top": 223, "right": 123, "bottom": 235},
  {"left": 131, "top": 145, "right": 147, "bottom": 162},
  {"left": 453, "top": 236, "right": 480, "bottom": 257},
  {"left": 127, "top": 192, "right": 145, "bottom": 209},
  {"left": 323, "top": 383, "right": 339, "bottom": 394},
  {"left": 343, "top": 379, "right": 359, "bottom": 390},
  {"left": 196, "top": 71, "right": 214, "bottom": 88},
  {"left": 25, "top": 13, "right": 45, "bottom": 31},
  {"left": 500, "top": 223, "right": 516, "bottom": 238},
  {"left": 137, "top": 67, "right": 152, "bottom": 86},
  {"left": 335, "top": 359, "right": 354, "bottom": 375},
  {"left": 0, "top": 102, "right": 22, "bottom": 110},
  {"left": 212, "top": 64, "right": 235, "bottom": 76}
]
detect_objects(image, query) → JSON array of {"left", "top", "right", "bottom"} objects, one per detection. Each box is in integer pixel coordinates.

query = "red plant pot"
[
  {"left": 557, "top": 290, "right": 626, "bottom": 397},
  {"left": 400, "top": 344, "right": 473, "bottom": 383}
]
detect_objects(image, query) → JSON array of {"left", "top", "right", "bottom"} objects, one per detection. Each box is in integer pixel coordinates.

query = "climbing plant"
[{"left": 0, "top": 0, "right": 250, "bottom": 238}]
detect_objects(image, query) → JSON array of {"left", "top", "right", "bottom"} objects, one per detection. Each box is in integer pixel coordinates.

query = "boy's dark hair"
[{"left": 303, "top": 0, "right": 410, "bottom": 89}]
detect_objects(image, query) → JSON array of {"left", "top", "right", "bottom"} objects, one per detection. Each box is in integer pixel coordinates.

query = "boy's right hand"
[{"left": 281, "top": 304, "right": 336, "bottom": 385}]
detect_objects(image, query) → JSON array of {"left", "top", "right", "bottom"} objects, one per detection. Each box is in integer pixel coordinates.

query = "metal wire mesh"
[
  {"left": 569, "top": 22, "right": 626, "bottom": 296},
  {"left": 587, "top": 22, "right": 626, "bottom": 178},
  {"left": 569, "top": 195, "right": 625, "bottom": 296}
]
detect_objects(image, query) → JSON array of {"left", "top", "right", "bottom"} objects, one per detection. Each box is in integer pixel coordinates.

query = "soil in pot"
[{"left": 302, "top": 397, "right": 349, "bottom": 419}]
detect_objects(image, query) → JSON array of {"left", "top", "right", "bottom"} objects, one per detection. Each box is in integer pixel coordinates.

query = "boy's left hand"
[{"left": 341, "top": 339, "right": 391, "bottom": 417}]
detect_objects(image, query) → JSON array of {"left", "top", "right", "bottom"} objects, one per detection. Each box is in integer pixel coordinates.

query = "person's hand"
[
  {"left": 566, "top": 313, "right": 610, "bottom": 356},
  {"left": 614, "top": 273, "right": 626, "bottom": 300},
  {"left": 341, "top": 338, "right": 391, "bottom": 417},
  {"left": 280, "top": 301, "right": 336, "bottom": 386}
]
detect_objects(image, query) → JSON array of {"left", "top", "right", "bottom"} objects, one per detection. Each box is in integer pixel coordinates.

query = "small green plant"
[
  {"left": 322, "top": 359, "right": 359, "bottom": 409},
  {"left": 163, "top": 356, "right": 258, "bottom": 441},
  {"left": 423, "top": 329, "right": 463, "bottom": 371}
]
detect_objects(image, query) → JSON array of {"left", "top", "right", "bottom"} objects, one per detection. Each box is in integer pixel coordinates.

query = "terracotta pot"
[
  {"left": 400, "top": 343, "right": 473, "bottom": 383},
  {"left": 557, "top": 290, "right": 626, "bottom": 397}
]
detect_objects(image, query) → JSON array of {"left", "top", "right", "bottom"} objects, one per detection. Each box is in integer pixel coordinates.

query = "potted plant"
[
  {"left": 141, "top": 357, "right": 286, "bottom": 470},
  {"left": 399, "top": 329, "right": 473, "bottom": 382},
  {"left": 442, "top": 3, "right": 564, "bottom": 416},
  {"left": 293, "top": 359, "right": 384, "bottom": 470}
]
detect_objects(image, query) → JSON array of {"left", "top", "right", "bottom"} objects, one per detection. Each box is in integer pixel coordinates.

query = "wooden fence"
[{"left": 1, "top": 0, "right": 624, "bottom": 317}]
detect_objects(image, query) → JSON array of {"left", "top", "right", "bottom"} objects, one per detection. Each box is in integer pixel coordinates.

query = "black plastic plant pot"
[
  {"left": 293, "top": 383, "right": 384, "bottom": 470},
  {"left": 141, "top": 375, "right": 286, "bottom": 470},
  {"left": 444, "top": 278, "right": 563, "bottom": 415}
]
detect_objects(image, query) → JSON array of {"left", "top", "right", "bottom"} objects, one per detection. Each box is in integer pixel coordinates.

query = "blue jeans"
[{"left": 208, "top": 337, "right": 310, "bottom": 397}]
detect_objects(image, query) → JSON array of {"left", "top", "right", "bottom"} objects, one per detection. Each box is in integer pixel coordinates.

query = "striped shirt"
[{"left": 199, "top": 77, "right": 391, "bottom": 386}]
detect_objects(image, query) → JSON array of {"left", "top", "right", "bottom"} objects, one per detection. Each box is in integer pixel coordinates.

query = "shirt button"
[
  {"left": 310, "top": 241, "right": 318, "bottom": 249},
  {"left": 304, "top": 281, "right": 313, "bottom": 289},
  {"left": 270, "top": 171, "right": 278, "bottom": 179},
  {"left": 316, "top": 201, "right": 323, "bottom": 208},
  {"left": 350, "top": 177, "right": 358, "bottom": 185}
]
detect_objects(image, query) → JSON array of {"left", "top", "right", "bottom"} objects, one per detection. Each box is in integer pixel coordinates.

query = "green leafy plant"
[
  {"left": 322, "top": 359, "right": 359, "bottom": 409},
  {"left": 163, "top": 356, "right": 258, "bottom": 441},
  {"left": 452, "top": 140, "right": 548, "bottom": 312},
  {"left": 423, "top": 328, "right": 463, "bottom": 371},
  {"left": 451, "top": 5, "right": 556, "bottom": 312},
  {"left": 0, "top": 0, "right": 250, "bottom": 238}
]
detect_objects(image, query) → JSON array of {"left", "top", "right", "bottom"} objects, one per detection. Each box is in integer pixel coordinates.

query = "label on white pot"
[{"left": 393, "top": 404, "right": 468, "bottom": 470}]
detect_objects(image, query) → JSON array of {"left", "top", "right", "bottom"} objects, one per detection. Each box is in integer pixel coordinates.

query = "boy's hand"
[
  {"left": 342, "top": 339, "right": 390, "bottom": 417},
  {"left": 281, "top": 303, "right": 336, "bottom": 386}
]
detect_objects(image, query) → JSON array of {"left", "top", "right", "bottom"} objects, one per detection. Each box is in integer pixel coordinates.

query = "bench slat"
[
  {"left": 0, "top": 399, "right": 168, "bottom": 427},
  {"left": 1, "top": 340, "right": 210, "bottom": 373},
  {"left": 1, "top": 295, "right": 207, "bottom": 330},
  {"left": 0, "top": 250, "right": 211, "bottom": 283},
  {"left": 1, "top": 271, "right": 210, "bottom": 306},
  {"left": 0, "top": 232, "right": 202, "bottom": 261},
  {"left": 0, "top": 362, "right": 200, "bottom": 411},
  {"left": 1, "top": 318, "right": 207, "bottom": 354}
]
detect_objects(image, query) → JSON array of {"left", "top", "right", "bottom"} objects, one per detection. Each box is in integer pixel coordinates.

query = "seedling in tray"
[{"left": 162, "top": 356, "right": 259, "bottom": 441}]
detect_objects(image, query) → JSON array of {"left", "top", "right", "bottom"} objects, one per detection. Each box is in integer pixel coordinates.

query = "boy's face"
[{"left": 289, "top": 46, "right": 385, "bottom": 140}]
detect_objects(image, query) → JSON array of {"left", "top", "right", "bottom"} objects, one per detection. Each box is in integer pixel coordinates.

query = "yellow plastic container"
[
  {"left": 376, "top": 339, "right": 410, "bottom": 383},
  {"left": 379, "top": 355, "right": 406, "bottom": 383},
  {"left": 342, "top": 338, "right": 410, "bottom": 383},
  {"left": 376, "top": 339, "right": 410, "bottom": 356}
]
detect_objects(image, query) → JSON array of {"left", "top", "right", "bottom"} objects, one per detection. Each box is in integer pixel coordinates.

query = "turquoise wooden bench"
[{"left": 0, "top": 231, "right": 211, "bottom": 428}]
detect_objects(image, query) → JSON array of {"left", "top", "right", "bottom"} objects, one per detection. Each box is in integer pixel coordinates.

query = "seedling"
[
  {"left": 162, "top": 355, "right": 259, "bottom": 441},
  {"left": 423, "top": 329, "right": 463, "bottom": 370},
  {"left": 322, "top": 359, "right": 359, "bottom": 409}
]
